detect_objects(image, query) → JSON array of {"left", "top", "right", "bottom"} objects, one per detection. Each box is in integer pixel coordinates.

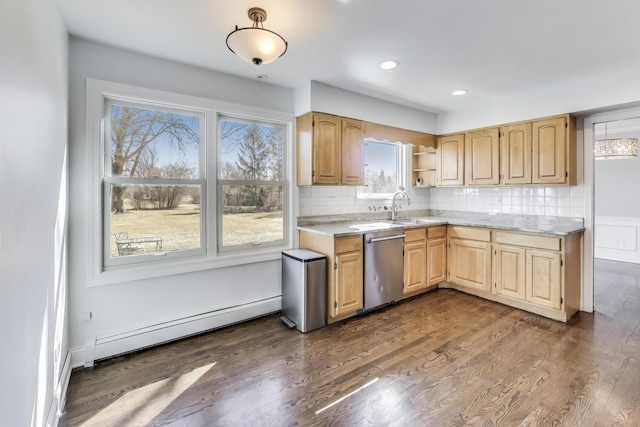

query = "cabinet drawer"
[
  {"left": 335, "top": 235, "right": 363, "bottom": 253},
  {"left": 404, "top": 228, "right": 426, "bottom": 242},
  {"left": 427, "top": 226, "right": 447, "bottom": 239},
  {"left": 448, "top": 226, "right": 491, "bottom": 242},
  {"left": 495, "top": 231, "right": 561, "bottom": 251}
]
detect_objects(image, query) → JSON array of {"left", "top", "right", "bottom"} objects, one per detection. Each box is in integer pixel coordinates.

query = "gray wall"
[
  {"left": 595, "top": 126, "right": 640, "bottom": 218},
  {"left": 0, "top": 0, "right": 69, "bottom": 424}
]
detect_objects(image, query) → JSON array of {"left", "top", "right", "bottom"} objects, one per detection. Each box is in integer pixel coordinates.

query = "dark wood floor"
[{"left": 60, "top": 259, "right": 640, "bottom": 426}]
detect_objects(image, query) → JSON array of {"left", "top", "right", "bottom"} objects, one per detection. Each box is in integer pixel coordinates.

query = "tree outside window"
[{"left": 218, "top": 118, "right": 286, "bottom": 250}]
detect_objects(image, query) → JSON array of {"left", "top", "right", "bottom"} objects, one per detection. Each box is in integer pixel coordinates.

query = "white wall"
[
  {"left": 594, "top": 124, "right": 640, "bottom": 263},
  {"left": 0, "top": 0, "right": 69, "bottom": 425},
  {"left": 296, "top": 81, "right": 438, "bottom": 134},
  {"left": 437, "top": 67, "right": 640, "bottom": 134},
  {"left": 595, "top": 128, "right": 640, "bottom": 218},
  {"left": 68, "top": 38, "right": 292, "bottom": 364}
]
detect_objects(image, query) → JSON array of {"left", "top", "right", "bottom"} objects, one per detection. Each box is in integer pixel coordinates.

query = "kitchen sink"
[
  {"left": 349, "top": 222, "right": 396, "bottom": 231},
  {"left": 386, "top": 218, "right": 442, "bottom": 226}
]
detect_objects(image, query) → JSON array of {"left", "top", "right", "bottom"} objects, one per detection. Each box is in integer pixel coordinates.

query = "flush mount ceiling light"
[
  {"left": 379, "top": 60, "right": 399, "bottom": 70},
  {"left": 226, "top": 7, "right": 287, "bottom": 66},
  {"left": 595, "top": 122, "right": 638, "bottom": 160},
  {"left": 451, "top": 89, "right": 469, "bottom": 96}
]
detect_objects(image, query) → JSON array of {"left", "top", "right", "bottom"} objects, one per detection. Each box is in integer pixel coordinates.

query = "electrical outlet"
[{"left": 615, "top": 240, "right": 625, "bottom": 245}]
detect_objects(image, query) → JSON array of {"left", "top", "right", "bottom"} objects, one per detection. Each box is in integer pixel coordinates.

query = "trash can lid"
[{"left": 282, "top": 249, "right": 326, "bottom": 262}]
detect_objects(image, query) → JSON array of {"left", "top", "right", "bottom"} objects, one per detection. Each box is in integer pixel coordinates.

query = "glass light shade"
[
  {"left": 594, "top": 138, "right": 639, "bottom": 160},
  {"left": 226, "top": 28, "right": 287, "bottom": 65}
]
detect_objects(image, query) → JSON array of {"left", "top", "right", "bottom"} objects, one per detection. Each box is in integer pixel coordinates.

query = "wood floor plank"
[{"left": 60, "top": 260, "right": 640, "bottom": 426}]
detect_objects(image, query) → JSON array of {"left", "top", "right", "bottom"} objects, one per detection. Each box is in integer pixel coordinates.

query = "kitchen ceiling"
[{"left": 55, "top": 0, "right": 640, "bottom": 113}]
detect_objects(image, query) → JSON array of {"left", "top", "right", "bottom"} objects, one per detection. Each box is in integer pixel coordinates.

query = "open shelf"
[{"left": 411, "top": 145, "right": 436, "bottom": 187}]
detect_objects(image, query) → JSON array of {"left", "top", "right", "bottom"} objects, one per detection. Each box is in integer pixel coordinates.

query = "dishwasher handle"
[{"left": 368, "top": 234, "right": 406, "bottom": 244}]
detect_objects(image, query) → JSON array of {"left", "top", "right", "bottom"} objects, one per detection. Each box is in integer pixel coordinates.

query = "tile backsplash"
[
  {"left": 429, "top": 186, "right": 585, "bottom": 218},
  {"left": 299, "top": 185, "right": 586, "bottom": 219},
  {"left": 298, "top": 186, "right": 430, "bottom": 217}
]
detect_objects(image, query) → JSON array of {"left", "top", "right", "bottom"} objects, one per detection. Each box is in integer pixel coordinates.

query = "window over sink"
[{"left": 357, "top": 139, "right": 407, "bottom": 199}]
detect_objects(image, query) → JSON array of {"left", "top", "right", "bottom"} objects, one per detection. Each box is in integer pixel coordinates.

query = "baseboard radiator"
[{"left": 84, "top": 296, "right": 281, "bottom": 366}]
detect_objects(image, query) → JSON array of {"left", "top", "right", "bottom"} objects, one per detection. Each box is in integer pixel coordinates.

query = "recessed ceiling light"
[
  {"left": 379, "top": 60, "right": 399, "bottom": 70},
  {"left": 452, "top": 89, "right": 469, "bottom": 96}
]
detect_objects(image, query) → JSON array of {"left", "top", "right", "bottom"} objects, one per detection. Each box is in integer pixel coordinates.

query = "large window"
[
  {"left": 358, "top": 139, "right": 406, "bottom": 199},
  {"left": 90, "top": 80, "right": 293, "bottom": 281},
  {"left": 103, "top": 100, "right": 205, "bottom": 267},
  {"left": 218, "top": 117, "right": 286, "bottom": 252}
]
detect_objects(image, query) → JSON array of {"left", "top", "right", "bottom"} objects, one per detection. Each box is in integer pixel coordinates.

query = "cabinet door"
[
  {"left": 341, "top": 119, "right": 364, "bottom": 185},
  {"left": 448, "top": 238, "right": 492, "bottom": 292},
  {"left": 465, "top": 128, "right": 499, "bottom": 185},
  {"left": 526, "top": 250, "right": 561, "bottom": 309},
  {"left": 532, "top": 117, "right": 567, "bottom": 184},
  {"left": 501, "top": 123, "right": 532, "bottom": 184},
  {"left": 436, "top": 134, "right": 464, "bottom": 186},
  {"left": 427, "top": 237, "right": 447, "bottom": 285},
  {"left": 334, "top": 251, "right": 363, "bottom": 316},
  {"left": 494, "top": 245, "right": 526, "bottom": 300},
  {"left": 312, "top": 113, "right": 342, "bottom": 184},
  {"left": 403, "top": 240, "right": 427, "bottom": 294}
]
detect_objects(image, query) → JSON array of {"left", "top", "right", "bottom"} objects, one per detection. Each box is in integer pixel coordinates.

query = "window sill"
[{"left": 90, "top": 247, "right": 289, "bottom": 287}]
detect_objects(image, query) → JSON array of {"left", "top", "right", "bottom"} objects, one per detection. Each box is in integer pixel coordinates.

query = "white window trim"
[
  {"left": 357, "top": 139, "right": 408, "bottom": 200},
  {"left": 86, "top": 78, "right": 295, "bottom": 286}
]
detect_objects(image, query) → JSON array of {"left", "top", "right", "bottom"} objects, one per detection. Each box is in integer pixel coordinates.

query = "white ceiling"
[{"left": 55, "top": 0, "right": 640, "bottom": 114}]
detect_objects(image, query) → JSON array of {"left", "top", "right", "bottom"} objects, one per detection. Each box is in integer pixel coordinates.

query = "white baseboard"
[
  {"left": 595, "top": 216, "right": 640, "bottom": 264},
  {"left": 78, "top": 297, "right": 281, "bottom": 366},
  {"left": 46, "top": 350, "right": 72, "bottom": 427}
]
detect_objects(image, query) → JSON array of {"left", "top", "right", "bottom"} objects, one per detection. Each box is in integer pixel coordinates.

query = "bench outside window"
[{"left": 114, "top": 232, "right": 162, "bottom": 256}]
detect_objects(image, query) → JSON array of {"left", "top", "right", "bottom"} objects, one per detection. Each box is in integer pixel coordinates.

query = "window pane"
[
  {"left": 108, "top": 184, "right": 202, "bottom": 258},
  {"left": 219, "top": 120, "right": 283, "bottom": 181},
  {"left": 221, "top": 185, "right": 284, "bottom": 247},
  {"left": 363, "top": 141, "right": 399, "bottom": 194},
  {"left": 109, "top": 104, "right": 200, "bottom": 178}
]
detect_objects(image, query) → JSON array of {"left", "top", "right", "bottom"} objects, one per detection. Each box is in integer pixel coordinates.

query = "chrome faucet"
[{"left": 391, "top": 186, "right": 410, "bottom": 221}]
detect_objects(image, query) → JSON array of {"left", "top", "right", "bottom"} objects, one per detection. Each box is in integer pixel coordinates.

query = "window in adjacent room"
[
  {"left": 218, "top": 116, "right": 287, "bottom": 252},
  {"left": 357, "top": 139, "right": 406, "bottom": 199}
]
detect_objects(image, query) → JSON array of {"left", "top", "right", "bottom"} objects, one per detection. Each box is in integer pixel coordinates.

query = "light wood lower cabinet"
[
  {"left": 299, "top": 232, "right": 363, "bottom": 322},
  {"left": 447, "top": 226, "right": 492, "bottom": 292},
  {"left": 494, "top": 245, "right": 526, "bottom": 300},
  {"left": 448, "top": 227, "right": 582, "bottom": 322},
  {"left": 403, "top": 228, "right": 427, "bottom": 295},
  {"left": 427, "top": 224, "right": 447, "bottom": 285},
  {"left": 335, "top": 250, "right": 364, "bottom": 315},
  {"left": 525, "top": 249, "right": 561, "bottom": 310}
]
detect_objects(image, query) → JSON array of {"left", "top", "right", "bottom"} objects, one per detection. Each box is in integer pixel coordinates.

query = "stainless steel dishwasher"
[{"left": 361, "top": 229, "right": 406, "bottom": 312}]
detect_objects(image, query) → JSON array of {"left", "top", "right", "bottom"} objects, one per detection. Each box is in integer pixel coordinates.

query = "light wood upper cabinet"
[
  {"left": 465, "top": 128, "right": 500, "bottom": 185},
  {"left": 296, "top": 112, "right": 364, "bottom": 186},
  {"left": 341, "top": 119, "right": 365, "bottom": 185},
  {"left": 500, "top": 122, "right": 532, "bottom": 185},
  {"left": 312, "top": 113, "right": 342, "bottom": 185},
  {"left": 532, "top": 115, "right": 576, "bottom": 185},
  {"left": 436, "top": 134, "right": 465, "bottom": 186}
]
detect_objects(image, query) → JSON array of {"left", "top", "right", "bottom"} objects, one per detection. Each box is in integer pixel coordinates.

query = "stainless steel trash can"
[{"left": 281, "top": 249, "right": 327, "bottom": 333}]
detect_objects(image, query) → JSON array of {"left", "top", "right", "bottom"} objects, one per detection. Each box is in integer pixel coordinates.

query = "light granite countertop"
[{"left": 297, "top": 210, "right": 585, "bottom": 237}]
